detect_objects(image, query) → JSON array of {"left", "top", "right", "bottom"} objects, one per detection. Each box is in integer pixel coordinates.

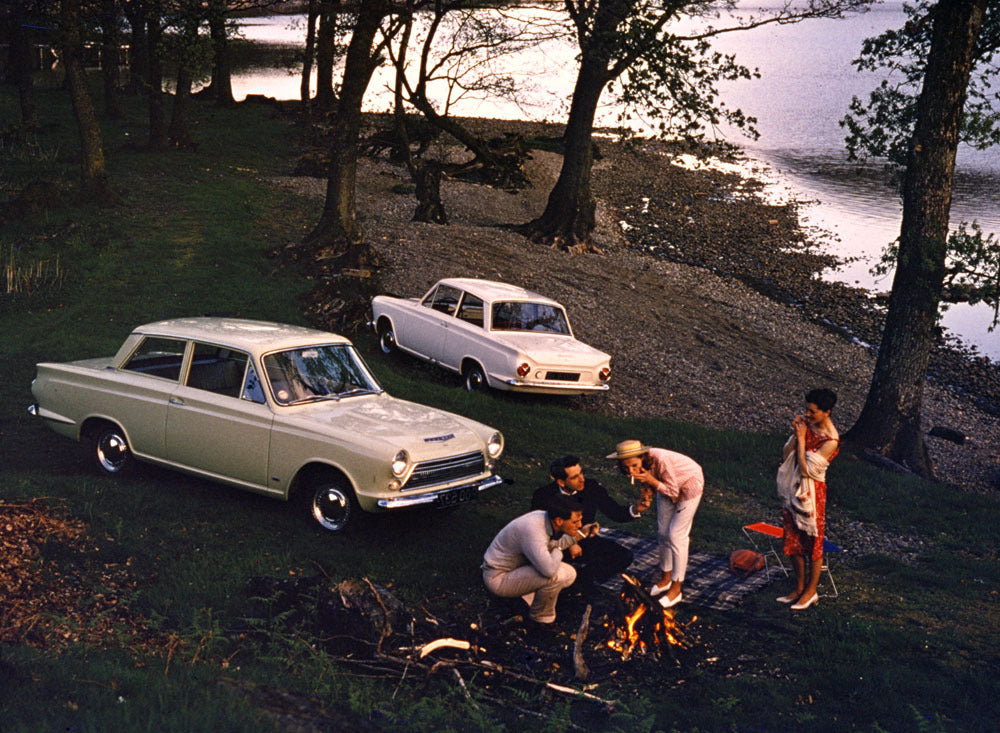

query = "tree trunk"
[
  {"left": 520, "top": 0, "right": 629, "bottom": 248},
  {"left": 60, "top": 0, "right": 116, "bottom": 204},
  {"left": 100, "top": 0, "right": 125, "bottom": 120},
  {"left": 520, "top": 57, "right": 606, "bottom": 247},
  {"left": 124, "top": 0, "right": 148, "bottom": 96},
  {"left": 147, "top": 6, "right": 168, "bottom": 149},
  {"left": 207, "top": 0, "right": 236, "bottom": 107},
  {"left": 301, "top": 0, "right": 320, "bottom": 114},
  {"left": 314, "top": 1, "right": 340, "bottom": 114},
  {"left": 412, "top": 161, "right": 448, "bottom": 224},
  {"left": 8, "top": 12, "right": 38, "bottom": 129},
  {"left": 845, "top": 0, "right": 987, "bottom": 477},
  {"left": 168, "top": 20, "right": 198, "bottom": 149},
  {"left": 305, "top": 1, "right": 389, "bottom": 252}
]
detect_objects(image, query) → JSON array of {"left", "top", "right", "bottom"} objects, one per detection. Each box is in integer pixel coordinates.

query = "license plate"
[{"left": 435, "top": 485, "right": 477, "bottom": 507}]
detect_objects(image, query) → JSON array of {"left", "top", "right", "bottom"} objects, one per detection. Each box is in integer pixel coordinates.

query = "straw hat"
[{"left": 606, "top": 439, "right": 650, "bottom": 460}]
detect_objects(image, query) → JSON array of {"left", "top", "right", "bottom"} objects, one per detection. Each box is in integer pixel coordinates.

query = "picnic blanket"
[{"left": 596, "top": 527, "right": 774, "bottom": 611}]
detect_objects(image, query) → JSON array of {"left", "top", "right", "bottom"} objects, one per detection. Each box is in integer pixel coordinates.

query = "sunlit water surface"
[{"left": 229, "top": 4, "right": 999, "bottom": 358}]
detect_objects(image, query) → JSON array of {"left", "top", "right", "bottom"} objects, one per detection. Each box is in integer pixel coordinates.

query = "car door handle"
[{"left": 169, "top": 397, "right": 185, "bottom": 406}]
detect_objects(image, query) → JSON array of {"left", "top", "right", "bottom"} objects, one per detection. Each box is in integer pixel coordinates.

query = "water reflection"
[{"left": 229, "top": 9, "right": 999, "bottom": 358}]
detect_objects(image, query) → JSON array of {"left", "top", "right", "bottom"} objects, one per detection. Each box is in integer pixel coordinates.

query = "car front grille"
[
  {"left": 405, "top": 451, "right": 486, "bottom": 490},
  {"left": 545, "top": 371, "right": 581, "bottom": 382}
]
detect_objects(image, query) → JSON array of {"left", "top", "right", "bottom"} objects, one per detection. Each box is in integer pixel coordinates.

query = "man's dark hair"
[
  {"left": 549, "top": 454, "right": 580, "bottom": 482},
  {"left": 806, "top": 387, "right": 837, "bottom": 412},
  {"left": 545, "top": 493, "right": 583, "bottom": 520}
]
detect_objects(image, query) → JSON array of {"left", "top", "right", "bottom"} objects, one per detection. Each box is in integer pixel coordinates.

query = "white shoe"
[
  {"left": 649, "top": 583, "right": 669, "bottom": 597},
  {"left": 658, "top": 592, "right": 682, "bottom": 609},
  {"left": 791, "top": 593, "right": 819, "bottom": 611}
]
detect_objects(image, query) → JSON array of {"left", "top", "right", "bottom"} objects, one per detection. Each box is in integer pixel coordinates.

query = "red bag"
[{"left": 729, "top": 549, "right": 765, "bottom": 578}]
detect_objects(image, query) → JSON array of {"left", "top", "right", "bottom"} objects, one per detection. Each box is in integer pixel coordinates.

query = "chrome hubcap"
[
  {"left": 313, "top": 486, "right": 350, "bottom": 531},
  {"left": 97, "top": 433, "right": 129, "bottom": 472}
]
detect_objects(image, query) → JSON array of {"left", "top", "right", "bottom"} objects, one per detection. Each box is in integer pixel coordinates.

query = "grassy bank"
[{"left": 2, "top": 79, "right": 998, "bottom": 732}]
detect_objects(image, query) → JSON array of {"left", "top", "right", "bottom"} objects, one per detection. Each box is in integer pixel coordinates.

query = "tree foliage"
[
  {"left": 842, "top": 0, "right": 1000, "bottom": 326},
  {"left": 842, "top": 0, "right": 1000, "bottom": 165},
  {"left": 522, "top": 0, "right": 871, "bottom": 248}
]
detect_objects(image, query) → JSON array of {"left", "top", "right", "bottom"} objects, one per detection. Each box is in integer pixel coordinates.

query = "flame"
[{"left": 605, "top": 582, "right": 687, "bottom": 660}]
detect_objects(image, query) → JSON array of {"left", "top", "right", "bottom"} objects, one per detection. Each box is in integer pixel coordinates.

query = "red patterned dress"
[{"left": 782, "top": 428, "right": 838, "bottom": 561}]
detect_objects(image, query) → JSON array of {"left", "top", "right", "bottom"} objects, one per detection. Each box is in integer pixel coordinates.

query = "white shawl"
[{"left": 776, "top": 440, "right": 830, "bottom": 537}]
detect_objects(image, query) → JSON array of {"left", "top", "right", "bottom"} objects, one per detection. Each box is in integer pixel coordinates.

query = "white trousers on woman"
[{"left": 656, "top": 493, "right": 702, "bottom": 582}]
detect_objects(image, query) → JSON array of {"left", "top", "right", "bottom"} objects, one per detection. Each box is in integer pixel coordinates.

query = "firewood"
[{"left": 573, "top": 604, "right": 592, "bottom": 681}]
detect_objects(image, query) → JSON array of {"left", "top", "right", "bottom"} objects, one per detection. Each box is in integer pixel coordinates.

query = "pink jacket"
[{"left": 647, "top": 448, "right": 704, "bottom": 502}]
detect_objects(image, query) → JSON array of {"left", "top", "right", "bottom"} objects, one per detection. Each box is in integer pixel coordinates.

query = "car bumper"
[
  {"left": 376, "top": 473, "right": 504, "bottom": 509},
  {"left": 500, "top": 379, "right": 610, "bottom": 394}
]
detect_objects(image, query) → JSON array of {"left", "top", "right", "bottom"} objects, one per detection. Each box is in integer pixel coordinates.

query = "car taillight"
[
  {"left": 599, "top": 367, "right": 611, "bottom": 382},
  {"left": 517, "top": 362, "right": 530, "bottom": 377}
]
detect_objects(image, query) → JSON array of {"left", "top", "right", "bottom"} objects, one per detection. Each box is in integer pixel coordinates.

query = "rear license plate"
[{"left": 435, "top": 485, "right": 477, "bottom": 507}]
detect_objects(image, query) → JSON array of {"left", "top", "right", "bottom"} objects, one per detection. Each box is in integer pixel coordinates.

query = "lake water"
[{"left": 231, "top": 4, "right": 999, "bottom": 359}]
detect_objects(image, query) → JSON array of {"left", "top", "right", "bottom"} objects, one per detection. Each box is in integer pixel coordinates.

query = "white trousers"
[
  {"left": 656, "top": 493, "right": 702, "bottom": 583},
  {"left": 483, "top": 563, "right": 577, "bottom": 623}
]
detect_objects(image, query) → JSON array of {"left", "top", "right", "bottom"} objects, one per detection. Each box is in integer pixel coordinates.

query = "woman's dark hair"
[{"left": 806, "top": 388, "right": 837, "bottom": 412}]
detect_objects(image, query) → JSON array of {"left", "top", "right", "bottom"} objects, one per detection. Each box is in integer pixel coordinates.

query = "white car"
[
  {"left": 28, "top": 318, "right": 504, "bottom": 532},
  {"left": 371, "top": 278, "right": 611, "bottom": 394}
]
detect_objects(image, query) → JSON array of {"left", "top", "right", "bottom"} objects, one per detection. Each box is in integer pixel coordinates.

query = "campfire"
[{"left": 603, "top": 574, "right": 693, "bottom": 661}]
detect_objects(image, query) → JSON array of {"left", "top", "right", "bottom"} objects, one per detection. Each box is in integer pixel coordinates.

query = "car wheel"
[
  {"left": 88, "top": 424, "right": 134, "bottom": 476},
  {"left": 463, "top": 362, "right": 487, "bottom": 392},
  {"left": 378, "top": 323, "right": 397, "bottom": 355},
  {"left": 308, "top": 480, "right": 358, "bottom": 533}
]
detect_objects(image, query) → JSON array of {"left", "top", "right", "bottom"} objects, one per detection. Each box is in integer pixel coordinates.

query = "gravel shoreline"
[{"left": 272, "top": 120, "right": 1000, "bottom": 498}]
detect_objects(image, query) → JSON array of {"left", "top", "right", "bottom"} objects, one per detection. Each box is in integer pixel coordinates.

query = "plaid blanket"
[{"left": 597, "top": 527, "right": 774, "bottom": 611}]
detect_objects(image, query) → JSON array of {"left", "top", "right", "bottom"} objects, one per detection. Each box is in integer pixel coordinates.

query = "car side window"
[
  {"left": 242, "top": 362, "right": 266, "bottom": 404},
  {"left": 429, "top": 284, "right": 462, "bottom": 316},
  {"left": 456, "top": 293, "right": 484, "bottom": 328},
  {"left": 122, "top": 337, "right": 186, "bottom": 381},
  {"left": 185, "top": 343, "right": 249, "bottom": 399}
]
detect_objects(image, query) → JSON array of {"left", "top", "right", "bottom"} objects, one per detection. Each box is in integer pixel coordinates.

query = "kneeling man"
[{"left": 481, "top": 494, "right": 583, "bottom": 625}]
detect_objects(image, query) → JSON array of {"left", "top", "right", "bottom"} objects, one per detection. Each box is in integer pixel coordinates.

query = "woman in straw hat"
[{"left": 608, "top": 440, "right": 703, "bottom": 608}]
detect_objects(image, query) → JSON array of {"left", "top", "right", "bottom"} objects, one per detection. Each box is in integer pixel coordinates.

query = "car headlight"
[
  {"left": 486, "top": 432, "right": 504, "bottom": 459},
  {"left": 391, "top": 450, "right": 410, "bottom": 478}
]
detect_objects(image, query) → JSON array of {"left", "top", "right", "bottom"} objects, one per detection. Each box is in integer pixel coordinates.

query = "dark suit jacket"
[{"left": 531, "top": 479, "right": 636, "bottom": 526}]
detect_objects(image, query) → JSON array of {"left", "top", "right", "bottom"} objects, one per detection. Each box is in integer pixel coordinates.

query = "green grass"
[{"left": 2, "top": 78, "right": 999, "bottom": 732}]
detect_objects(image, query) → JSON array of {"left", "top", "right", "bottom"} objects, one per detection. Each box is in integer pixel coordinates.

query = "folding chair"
[
  {"left": 743, "top": 522, "right": 843, "bottom": 598},
  {"left": 742, "top": 522, "right": 786, "bottom": 580}
]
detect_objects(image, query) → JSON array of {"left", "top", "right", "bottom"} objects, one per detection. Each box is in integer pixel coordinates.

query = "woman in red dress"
[{"left": 777, "top": 388, "right": 839, "bottom": 611}]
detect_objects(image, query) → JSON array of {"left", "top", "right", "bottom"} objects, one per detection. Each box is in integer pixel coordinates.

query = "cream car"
[
  {"left": 28, "top": 318, "right": 504, "bottom": 532},
  {"left": 371, "top": 278, "right": 612, "bottom": 394}
]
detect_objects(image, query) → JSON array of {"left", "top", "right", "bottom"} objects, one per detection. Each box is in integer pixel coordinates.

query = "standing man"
[
  {"left": 532, "top": 455, "right": 652, "bottom": 591},
  {"left": 482, "top": 494, "right": 584, "bottom": 627}
]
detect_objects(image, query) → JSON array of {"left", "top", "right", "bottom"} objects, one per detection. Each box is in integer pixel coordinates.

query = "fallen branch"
[{"left": 573, "top": 604, "right": 592, "bottom": 681}]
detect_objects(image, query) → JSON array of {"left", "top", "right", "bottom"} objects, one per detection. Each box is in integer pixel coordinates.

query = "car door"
[
  {"left": 165, "top": 342, "right": 274, "bottom": 490},
  {"left": 398, "top": 283, "right": 461, "bottom": 363},
  {"left": 112, "top": 335, "right": 189, "bottom": 459},
  {"left": 439, "top": 291, "right": 487, "bottom": 371}
]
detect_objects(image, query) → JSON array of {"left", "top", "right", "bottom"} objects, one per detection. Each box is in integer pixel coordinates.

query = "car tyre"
[
  {"left": 378, "top": 322, "right": 397, "bottom": 355},
  {"left": 87, "top": 424, "right": 134, "bottom": 476},
  {"left": 308, "top": 480, "right": 358, "bottom": 533},
  {"left": 463, "top": 362, "right": 488, "bottom": 392}
]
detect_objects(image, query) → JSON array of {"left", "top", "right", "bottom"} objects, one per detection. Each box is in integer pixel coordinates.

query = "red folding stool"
[{"left": 742, "top": 521, "right": 842, "bottom": 597}]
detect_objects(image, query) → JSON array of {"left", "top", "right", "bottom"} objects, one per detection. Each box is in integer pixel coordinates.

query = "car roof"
[
  {"left": 133, "top": 317, "right": 351, "bottom": 352},
  {"left": 437, "top": 278, "right": 562, "bottom": 306}
]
